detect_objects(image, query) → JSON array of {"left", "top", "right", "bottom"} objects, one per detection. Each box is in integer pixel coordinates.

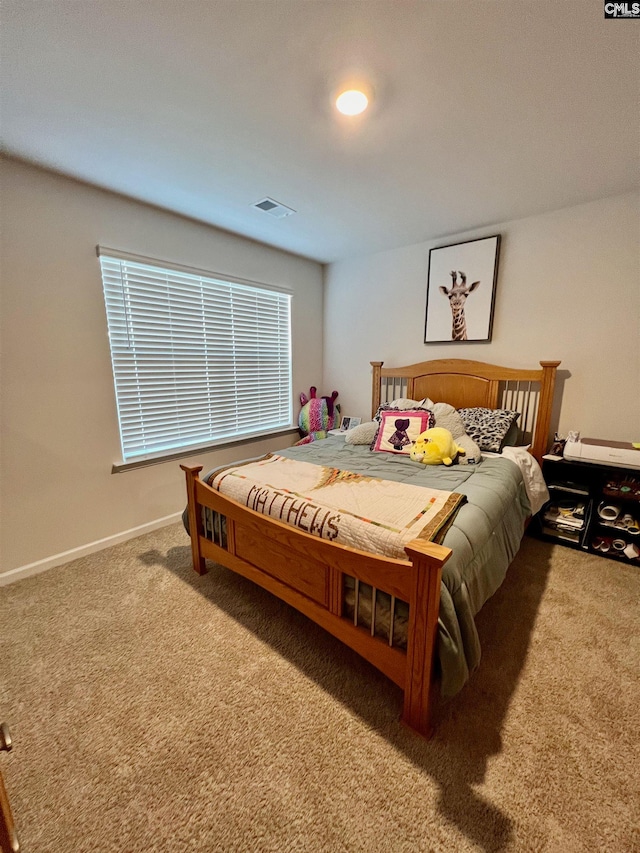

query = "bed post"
[
  {"left": 371, "top": 361, "right": 383, "bottom": 419},
  {"left": 402, "top": 540, "right": 451, "bottom": 738},
  {"left": 180, "top": 464, "right": 207, "bottom": 575},
  {"left": 531, "top": 360, "right": 561, "bottom": 463}
]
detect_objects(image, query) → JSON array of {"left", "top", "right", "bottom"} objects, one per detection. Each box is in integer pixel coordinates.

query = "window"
[{"left": 98, "top": 248, "right": 293, "bottom": 464}]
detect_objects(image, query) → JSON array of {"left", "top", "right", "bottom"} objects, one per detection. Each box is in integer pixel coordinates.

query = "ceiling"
[{"left": 2, "top": 1, "right": 638, "bottom": 263}]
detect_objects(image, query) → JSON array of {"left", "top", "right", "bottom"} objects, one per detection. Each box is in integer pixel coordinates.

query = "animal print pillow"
[
  {"left": 371, "top": 408, "right": 435, "bottom": 455},
  {"left": 457, "top": 408, "right": 520, "bottom": 453}
]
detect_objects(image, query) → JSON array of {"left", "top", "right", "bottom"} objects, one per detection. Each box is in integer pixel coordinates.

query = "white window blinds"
[{"left": 98, "top": 250, "right": 293, "bottom": 462}]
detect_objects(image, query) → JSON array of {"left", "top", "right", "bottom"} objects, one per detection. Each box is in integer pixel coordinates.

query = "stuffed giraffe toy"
[{"left": 439, "top": 270, "right": 480, "bottom": 341}]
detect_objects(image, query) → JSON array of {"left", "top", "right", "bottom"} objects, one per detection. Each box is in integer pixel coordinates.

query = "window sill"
[{"left": 111, "top": 426, "right": 299, "bottom": 473}]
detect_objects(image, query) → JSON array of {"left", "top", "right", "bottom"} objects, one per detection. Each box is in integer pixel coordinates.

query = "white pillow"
[
  {"left": 390, "top": 397, "right": 435, "bottom": 410},
  {"left": 344, "top": 421, "right": 379, "bottom": 445}
]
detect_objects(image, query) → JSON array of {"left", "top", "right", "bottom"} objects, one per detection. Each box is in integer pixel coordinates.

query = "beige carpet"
[{"left": 1, "top": 526, "right": 638, "bottom": 853}]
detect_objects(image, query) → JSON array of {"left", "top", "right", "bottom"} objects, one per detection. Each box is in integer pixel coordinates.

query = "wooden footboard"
[{"left": 181, "top": 464, "right": 451, "bottom": 737}]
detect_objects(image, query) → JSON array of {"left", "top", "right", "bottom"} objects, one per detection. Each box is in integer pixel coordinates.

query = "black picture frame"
[{"left": 424, "top": 234, "right": 501, "bottom": 343}]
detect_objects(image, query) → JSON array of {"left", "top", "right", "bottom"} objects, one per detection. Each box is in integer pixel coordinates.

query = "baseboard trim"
[{"left": 0, "top": 512, "right": 183, "bottom": 586}]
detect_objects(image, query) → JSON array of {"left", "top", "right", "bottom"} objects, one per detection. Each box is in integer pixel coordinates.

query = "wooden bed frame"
[{"left": 182, "top": 358, "right": 560, "bottom": 737}]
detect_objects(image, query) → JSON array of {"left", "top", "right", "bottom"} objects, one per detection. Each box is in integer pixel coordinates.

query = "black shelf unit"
[{"left": 533, "top": 457, "right": 640, "bottom": 567}]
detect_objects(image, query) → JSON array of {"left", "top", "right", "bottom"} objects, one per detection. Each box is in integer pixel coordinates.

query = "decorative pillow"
[
  {"left": 374, "top": 398, "right": 434, "bottom": 422},
  {"left": 458, "top": 407, "right": 520, "bottom": 454},
  {"left": 344, "top": 421, "right": 379, "bottom": 445},
  {"left": 432, "top": 402, "right": 466, "bottom": 437},
  {"left": 371, "top": 409, "right": 435, "bottom": 455}
]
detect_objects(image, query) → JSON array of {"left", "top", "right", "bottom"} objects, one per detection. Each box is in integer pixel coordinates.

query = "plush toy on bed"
[
  {"left": 296, "top": 387, "right": 340, "bottom": 445},
  {"left": 431, "top": 402, "right": 482, "bottom": 464},
  {"left": 410, "top": 427, "right": 466, "bottom": 466}
]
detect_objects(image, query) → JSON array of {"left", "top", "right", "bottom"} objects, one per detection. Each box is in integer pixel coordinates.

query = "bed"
[{"left": 181, "top": 358, "right": 560, "bottom": 737}]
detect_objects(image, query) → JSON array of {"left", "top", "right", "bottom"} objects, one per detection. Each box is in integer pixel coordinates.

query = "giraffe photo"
[{"left": 424, "top": 234, "right": 501, "bottom": 344}]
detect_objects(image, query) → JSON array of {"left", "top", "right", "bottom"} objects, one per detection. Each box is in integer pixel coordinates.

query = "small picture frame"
[{"left": 339, "top": 416, "right": 361, "bottom": 431}]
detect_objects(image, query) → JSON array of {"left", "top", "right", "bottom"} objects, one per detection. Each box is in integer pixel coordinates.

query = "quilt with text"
[{"left": 209, "top": 454, "right": 465, "bottom": 560}]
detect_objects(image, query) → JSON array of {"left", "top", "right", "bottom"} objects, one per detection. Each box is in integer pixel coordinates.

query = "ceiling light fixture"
[{"left": 335, "top": 89, "right": 369, "bottom": 116}]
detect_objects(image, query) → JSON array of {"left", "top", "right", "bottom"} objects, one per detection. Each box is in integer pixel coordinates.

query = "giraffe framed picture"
[{"left": 424, "top": 234, "right": 501, "bottom": 344}]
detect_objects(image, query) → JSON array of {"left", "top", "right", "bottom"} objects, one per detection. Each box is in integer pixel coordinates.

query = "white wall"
[
  {"left": 324, "top": 192, "right": 639, "bottom": 444},
  {"left": 0, "top": 158, "right": 324, "bottom": 576}
]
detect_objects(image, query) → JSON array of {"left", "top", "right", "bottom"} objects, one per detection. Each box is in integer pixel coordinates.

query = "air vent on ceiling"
[{"left": 252, "top": 197, "right": 296, "bottom": 219}]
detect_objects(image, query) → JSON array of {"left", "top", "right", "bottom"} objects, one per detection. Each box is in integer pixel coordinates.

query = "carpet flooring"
[{"left": 1, "top": 525, "right": 639, "bottom": 852}]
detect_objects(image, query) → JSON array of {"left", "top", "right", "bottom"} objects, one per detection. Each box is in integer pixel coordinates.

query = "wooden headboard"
[{"left": 371, "top": 358, "right": 560, "bottom": 463}]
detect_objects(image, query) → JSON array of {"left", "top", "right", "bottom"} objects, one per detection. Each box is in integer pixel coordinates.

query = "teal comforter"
[{"left": 278, "top": 437, "right": 530, "bottom": 697}]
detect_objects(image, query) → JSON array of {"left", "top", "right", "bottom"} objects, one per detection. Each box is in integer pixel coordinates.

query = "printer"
[{"left": 563, "top": 437, "right": 640, "bottom": 470}]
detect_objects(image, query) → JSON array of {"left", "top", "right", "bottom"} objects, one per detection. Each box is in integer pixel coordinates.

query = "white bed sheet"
[{"left": 482, "top": 446, "right": 549, "bottom": 515}]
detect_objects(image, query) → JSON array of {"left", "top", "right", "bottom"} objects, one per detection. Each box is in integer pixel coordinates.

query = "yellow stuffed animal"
[{"left": 410, "top": 427, "right": 466, "bottom": 466}]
